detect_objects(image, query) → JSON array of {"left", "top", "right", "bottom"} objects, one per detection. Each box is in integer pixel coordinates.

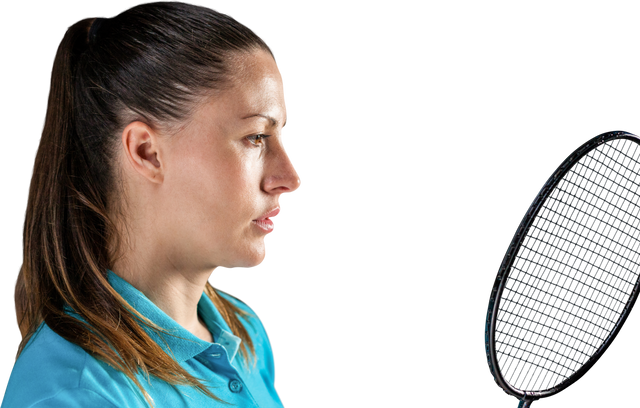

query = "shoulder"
[{"left": 2, "top": 324, "right": 145, "bottom": 408}]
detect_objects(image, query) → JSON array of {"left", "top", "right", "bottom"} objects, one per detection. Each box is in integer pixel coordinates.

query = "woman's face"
[{"left": 158, "top": 50, "right": 299, "bottom": 270}]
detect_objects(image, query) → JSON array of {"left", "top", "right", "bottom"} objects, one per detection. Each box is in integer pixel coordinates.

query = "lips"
[
  {"left": 253, "top": 206, "right": 282, "bottom": 236},
  {"left": 254, "top": 206, "right": 282, "bottom": 221}
]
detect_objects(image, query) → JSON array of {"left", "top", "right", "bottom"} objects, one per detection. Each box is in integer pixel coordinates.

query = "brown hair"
[{"left": 15, "top": 2, "right": 271, "bottom": 404}]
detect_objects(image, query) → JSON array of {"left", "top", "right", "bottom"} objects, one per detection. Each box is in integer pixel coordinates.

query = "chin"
[
  {"left": 244, "top": 259, "right": 267, "bottom": 271},
  {"left": 220, "top": 249, "right": 268, "bottom": 271},
  {"left": 220, "top": 259, "right": 267, "bottom": 271},
  {"left": 228, "top": 243, "right": 266, "bottom": 268}
]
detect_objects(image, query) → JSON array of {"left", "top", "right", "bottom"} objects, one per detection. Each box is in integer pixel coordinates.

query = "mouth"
[
  {"left": 252, "top": 205, "right": 282, "bottom": 235},
  {"left": 253, "top": 206, "right": 282, "bottom": 224},
  {"left": 252, "top": 218, "right": 278, "bottom": 235}
]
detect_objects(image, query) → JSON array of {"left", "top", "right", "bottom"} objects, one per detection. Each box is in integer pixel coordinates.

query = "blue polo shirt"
[{"left": 1, "top": 271, "right": 283, "bottom": 407}]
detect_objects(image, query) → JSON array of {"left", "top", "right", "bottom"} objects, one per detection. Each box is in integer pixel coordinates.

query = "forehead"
[
  {"left": 221, "top": 50, "right": 285, "bottom": 118},
  {"left": 176, "top": 50, "right": 285, "bottom": 137}
]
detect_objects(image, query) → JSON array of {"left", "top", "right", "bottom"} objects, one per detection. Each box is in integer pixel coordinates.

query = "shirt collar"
[{"left": 107, "top": 269, "right": 241, "bottom": 363}]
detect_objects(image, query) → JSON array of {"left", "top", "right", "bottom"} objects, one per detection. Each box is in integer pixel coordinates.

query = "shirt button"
[{"left": 229, "top": 379, "right": 243, "bottom": 393}]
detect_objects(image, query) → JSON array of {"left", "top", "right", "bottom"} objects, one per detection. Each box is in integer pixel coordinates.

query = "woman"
[{"left": 2, "top": 2, "right": 299, "bottom": 407}]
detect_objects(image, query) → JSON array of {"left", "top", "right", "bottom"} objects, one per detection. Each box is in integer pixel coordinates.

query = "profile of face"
[{"left": 121, "top": 50, "right": 300, "bottom": 271}]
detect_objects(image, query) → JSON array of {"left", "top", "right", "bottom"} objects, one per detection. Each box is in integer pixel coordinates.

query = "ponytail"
[{"left": 16, "top": 17, "right": 93, "bottom": 345}]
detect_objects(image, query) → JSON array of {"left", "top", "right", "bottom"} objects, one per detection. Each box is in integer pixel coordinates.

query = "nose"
[{"left": 262, "top": 144, "right": 300, "bottom": 194}]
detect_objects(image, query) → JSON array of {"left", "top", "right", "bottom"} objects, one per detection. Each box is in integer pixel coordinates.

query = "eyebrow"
[{"left": 242, "top": 113, "right": 286, "bottom": 127}]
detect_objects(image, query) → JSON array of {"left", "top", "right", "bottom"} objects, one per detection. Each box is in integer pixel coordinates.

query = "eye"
[{"left": 246, "top": 134, "right": 270, "bottom": 146}]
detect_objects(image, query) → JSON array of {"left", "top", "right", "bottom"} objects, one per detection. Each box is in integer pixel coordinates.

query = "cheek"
[
  {"left": 180, "top": 147, "right": 263, "bottom": 229},
  {"left": 215, "top": 151, "right": 260, "bottom": 210},
  {"left": 218, "top": 158, "right": 251, "bottom": 195}
]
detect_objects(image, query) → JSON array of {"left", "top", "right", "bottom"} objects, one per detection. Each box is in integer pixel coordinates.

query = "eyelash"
[{"left": 247, "top": 134, "right": 270, "bottom": 146}]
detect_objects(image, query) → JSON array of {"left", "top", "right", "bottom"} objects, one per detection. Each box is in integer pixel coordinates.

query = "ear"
[{"left": 121, "top": 121, "right": 164, "bottom": 184}]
